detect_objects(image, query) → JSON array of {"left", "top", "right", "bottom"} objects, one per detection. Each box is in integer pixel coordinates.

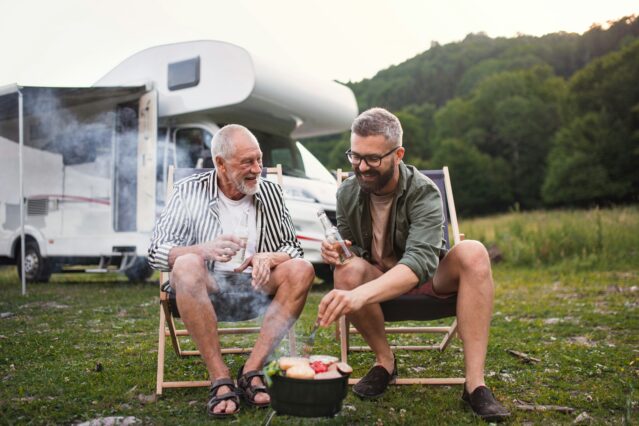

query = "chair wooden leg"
[
  {"left": 339, "top": 316, "right": 349, "bottom": 363},
  {"left": 439, "top": 319, "right": 458, "bottom": 351},
  {"left": 162, "top": 303, "right": 183, "bottom": 357},
  {"left": 156, "top": 304, "right": 167, "bottom": 396}
]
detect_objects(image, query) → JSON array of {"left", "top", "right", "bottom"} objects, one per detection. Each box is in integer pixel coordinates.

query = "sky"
[{"left": 0, "top": 0, "right": 636, "bottom": 87}]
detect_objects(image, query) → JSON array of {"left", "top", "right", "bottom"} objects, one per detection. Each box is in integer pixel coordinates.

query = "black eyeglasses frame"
[{"left": 344, "top": 146, "right": 400, "bottom": 167}]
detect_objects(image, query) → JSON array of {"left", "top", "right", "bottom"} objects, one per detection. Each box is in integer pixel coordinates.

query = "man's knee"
[
  {"left": 172, "top": 253, "right": 207, "bottom": 293},
  {"left": 455, "top": 240, "right": 491, "bottom": 276},
  {"left": 277, "top": 258, "right": 315, "bottom": 291},
  {"left": 334, "top": 259, "right": 369, "bottom": 290}
]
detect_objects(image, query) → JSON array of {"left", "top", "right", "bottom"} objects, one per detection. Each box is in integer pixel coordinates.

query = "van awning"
[{"left": 0, "top": 85, "right": 149, "bottom": 120}]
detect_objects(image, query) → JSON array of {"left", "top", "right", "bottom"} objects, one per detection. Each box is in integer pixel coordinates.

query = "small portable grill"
[{"left": 267, "top": 373, "right": 349, "bottom": 417}]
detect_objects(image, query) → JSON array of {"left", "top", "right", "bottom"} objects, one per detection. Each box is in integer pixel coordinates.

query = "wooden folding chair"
[
  {"left": 156, "top": 164, "right": 296, "bottom": 395},
  {"left": 335, "top": 166, "right": 465, "bottom": 386}
]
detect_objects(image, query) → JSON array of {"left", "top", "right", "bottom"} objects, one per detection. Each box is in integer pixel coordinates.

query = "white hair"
[{"left": 211, "top": 124, "right": 259, "bottom": 160}]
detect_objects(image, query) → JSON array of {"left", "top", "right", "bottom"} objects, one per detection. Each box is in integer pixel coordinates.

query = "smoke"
[
  {"left": 206, "top": 271, "right": 300, "bottom": 356},
  {"left": 209, "top": 271, "right": 270, "bottom": 321},
  {"left": 25, "top": 89, "right": 115, "bottom": 174},
  {"left": 0, "top": 88, "right": 144, "bottom": 234}
]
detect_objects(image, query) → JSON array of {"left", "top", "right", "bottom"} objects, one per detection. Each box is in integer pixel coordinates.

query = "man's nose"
[
  {"left": 356, "top": 160, "right": 371, "bottom": 173},
  {"left": 251, "top": 160, "right": 262, "bottom": 174}
]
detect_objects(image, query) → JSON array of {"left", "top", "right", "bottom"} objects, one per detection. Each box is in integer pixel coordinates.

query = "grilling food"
[
  {"left": 264, "top": 356, "right": 352, "bottom": 381},
  {"left": 286, "top": 363, "right": 316, "bottom": 379},
  {"left": 314, "top": 370, "right": 342, "bottom": 380},
  {"left": 310, "top": 360, "right": 328, "bottom": 373},
  {"left": 309, "top": 355, "right": 339, "bottom": 364},
  {"left": 335, "top": 362, "right": 353, "bottom": 375},
  {"left": 279, "top": 356, "right": 309, "bottom": 370}
]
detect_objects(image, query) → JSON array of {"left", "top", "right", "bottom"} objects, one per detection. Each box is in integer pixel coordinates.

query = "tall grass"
[{"left": 461, "top": 206, "right": 639, "bottom": 268}]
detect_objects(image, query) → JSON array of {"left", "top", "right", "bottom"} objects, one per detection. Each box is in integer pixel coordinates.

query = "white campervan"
[{"left": 0, "top": 41, "right": 357, "bottom": 282}]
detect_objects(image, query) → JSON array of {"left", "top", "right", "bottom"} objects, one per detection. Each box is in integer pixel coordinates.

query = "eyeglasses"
[{"left": 345, "top": 147, "right": 399, "bottom": 167}]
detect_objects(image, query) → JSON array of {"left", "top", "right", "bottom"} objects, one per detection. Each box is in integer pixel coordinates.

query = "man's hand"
[
  {"left": 234, "top": 253, "right": 272, "bottom": 290},
  {"left": 320, "top": 239, "right": 352, "bottom": 266},
  {"left": 317, "top": 289, "right": 365, "bottom": 326},
  {"left": 199, "top": 235, "right": 243, "bottom": 262}
]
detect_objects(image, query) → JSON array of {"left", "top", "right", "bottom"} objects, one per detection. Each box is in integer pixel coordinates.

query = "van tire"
[
  {"left": 125, "top": 257, "right": 154, "bottom": 282},
  {"left": 16, "top": 241, "right": 52, "bottom": 283}
]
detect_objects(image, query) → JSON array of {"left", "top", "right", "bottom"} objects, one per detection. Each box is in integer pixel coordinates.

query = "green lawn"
[{"left": 0, "top": 262, "right": 637, "bottom": 425}]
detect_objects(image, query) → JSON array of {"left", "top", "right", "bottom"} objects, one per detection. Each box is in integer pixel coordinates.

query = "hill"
[{"left": 303, "top": 15, "right": 639, "bottom": 215}]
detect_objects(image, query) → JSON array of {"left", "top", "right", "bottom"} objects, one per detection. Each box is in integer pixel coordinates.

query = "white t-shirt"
[{"left": 213, "top": 189, "right": 257, "bottom": 272}]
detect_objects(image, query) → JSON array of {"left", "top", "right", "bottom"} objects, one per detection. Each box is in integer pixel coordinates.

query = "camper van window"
[
  {"left": 253, "top": 131, "right": 306, "bottom": 178},
  {"left": 175, "top": 128, "right": 212, "bottom": 167},
  {"left": 296, "top": 142, "right": 336, "bottom": 184},
  {"left": 270, "top": 148, "right": 295, "bottom": 172}
]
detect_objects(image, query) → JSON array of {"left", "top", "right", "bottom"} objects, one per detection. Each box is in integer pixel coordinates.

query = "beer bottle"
[{"left": 317, "top": 210, "right": 352, "bottom": 264}]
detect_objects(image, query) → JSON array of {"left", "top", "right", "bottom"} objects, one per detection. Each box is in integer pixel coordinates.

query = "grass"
[
  {"left": 1, "top": 206, "right": 638, "bottom": 425},
  {"left": 463, "top": 206, "right": 639, "bottom": 269}
]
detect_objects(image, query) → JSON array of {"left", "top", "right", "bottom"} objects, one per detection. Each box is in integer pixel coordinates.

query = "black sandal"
[
  {"left": 237, "top": 364, "right": 270, "bottom": 408},
  {"left": 207, "top": 378, "right": 240, "bottom": 418}
]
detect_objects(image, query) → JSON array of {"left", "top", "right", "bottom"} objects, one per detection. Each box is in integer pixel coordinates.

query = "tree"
[
  {"left": 430, "top": 138, "right": 513, "bottom": 215},
  {"left": 433, "top": 66, "right": 565, "bottom": 210},
  {"left": 542, "top": 113, "right": 630, "bottom": 204},
  {"left": 544, "top": 39, "right": 639, "bottom": 205}
]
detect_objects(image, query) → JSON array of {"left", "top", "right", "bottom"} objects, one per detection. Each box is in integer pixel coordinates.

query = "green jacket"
[{"left": 336, "top": 162, "right": 446, "bottom": 284}]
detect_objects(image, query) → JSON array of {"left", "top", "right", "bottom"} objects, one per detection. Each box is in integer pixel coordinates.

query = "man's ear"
[
  {"left": 214, "top": 155, "right": 225, "bottom": 171},
  {"left": 396, "top": 147, "right": 405, "bottom": 161}
]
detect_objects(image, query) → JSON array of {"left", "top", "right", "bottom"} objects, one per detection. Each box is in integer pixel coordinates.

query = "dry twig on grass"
[
  {"left": 507, "top": 349, "right": 541, "bottom": 363},
  {"left": 514, "top": 399, "right": 575, "bottom": 413}
]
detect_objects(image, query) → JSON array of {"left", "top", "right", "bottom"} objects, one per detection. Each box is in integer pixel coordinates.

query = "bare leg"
[
  {"left": 432, "top": 240, "right": 494, "bottom": 393},
  {"left": 171, "top": 253, "right": 235, "bottom": 415},
  {"left": 243, "top": 258, "right": 315, "bottom": 404},
  {"left": 334, "top": 258, "right": 395, "bottom": 372}
]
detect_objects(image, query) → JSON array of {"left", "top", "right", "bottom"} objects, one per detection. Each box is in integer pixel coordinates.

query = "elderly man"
[
  {"left": 317, "top": 108, "right": 510, "bottom": 422},
  {"left": 149, "top": 124, "right": 314, "bottom": 417}
]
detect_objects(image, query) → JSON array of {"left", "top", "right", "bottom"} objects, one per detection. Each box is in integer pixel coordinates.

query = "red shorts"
[
  {"left": 373, "top": 249, "right": 456, "bottom": 299},
  {"left": 407, "top": 278, "right": 456, "bottom": 299}
]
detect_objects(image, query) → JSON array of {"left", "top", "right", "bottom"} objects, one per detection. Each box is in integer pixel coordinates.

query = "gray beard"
[{"left": 233, "top": 176, "right": 260, "bottom": 195}]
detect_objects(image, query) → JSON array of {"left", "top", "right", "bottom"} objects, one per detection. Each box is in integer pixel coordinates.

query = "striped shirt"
[{"left": 148, "top": 170, "right": 303, "bottom": 271}]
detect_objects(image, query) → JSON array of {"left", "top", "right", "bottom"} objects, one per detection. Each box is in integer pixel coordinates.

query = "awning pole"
[{"left": 18, "top": 89, "right": 26, "bottom": 296}]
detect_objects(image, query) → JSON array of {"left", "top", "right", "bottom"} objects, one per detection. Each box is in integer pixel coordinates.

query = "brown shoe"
[
  {"left": 352, "top": 359, "right": 397, "bottom": 399},
  {"left": 462, "top": 385, "right": 510, "bottom": 422}
]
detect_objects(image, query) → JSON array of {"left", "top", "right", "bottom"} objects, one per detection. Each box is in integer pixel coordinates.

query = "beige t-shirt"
[{"left": 370, "top": 192, "right": 398, "bottom": 272}]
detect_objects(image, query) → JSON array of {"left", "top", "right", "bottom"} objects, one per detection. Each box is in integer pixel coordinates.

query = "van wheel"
[
  {"left": 16, "top": 241, "right": 52, "bottom": 283},
  {"left": 125, "top": 257, "right": 153, "bottom": 282}
]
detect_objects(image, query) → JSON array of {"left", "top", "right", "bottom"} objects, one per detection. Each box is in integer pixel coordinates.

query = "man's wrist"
[
  {"left": 263, "top": 253, "right": 275, "bottom": 269},
  {"left": 192, "top": 244, "right": 210, "bottom": 263},
  {"left": 351, "top": 285, "right": 370, "bottom": 306}
]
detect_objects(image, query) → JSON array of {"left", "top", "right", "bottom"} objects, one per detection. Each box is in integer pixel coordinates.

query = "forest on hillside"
[{"left": 302, "top": 15, "right": 639, "bottom": 216}]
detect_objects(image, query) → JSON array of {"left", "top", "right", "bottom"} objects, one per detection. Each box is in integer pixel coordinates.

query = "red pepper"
[{"left": 310, "top": 360, "right": 328, "bottom": 373}]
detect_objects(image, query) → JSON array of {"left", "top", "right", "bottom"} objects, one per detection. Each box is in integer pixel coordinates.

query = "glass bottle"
[
  {"left": 317, "top": 209, "right": 352, "bottom": 264},
  {"left": 230, "top": 209, "right": 249, "bottom": 264}
]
